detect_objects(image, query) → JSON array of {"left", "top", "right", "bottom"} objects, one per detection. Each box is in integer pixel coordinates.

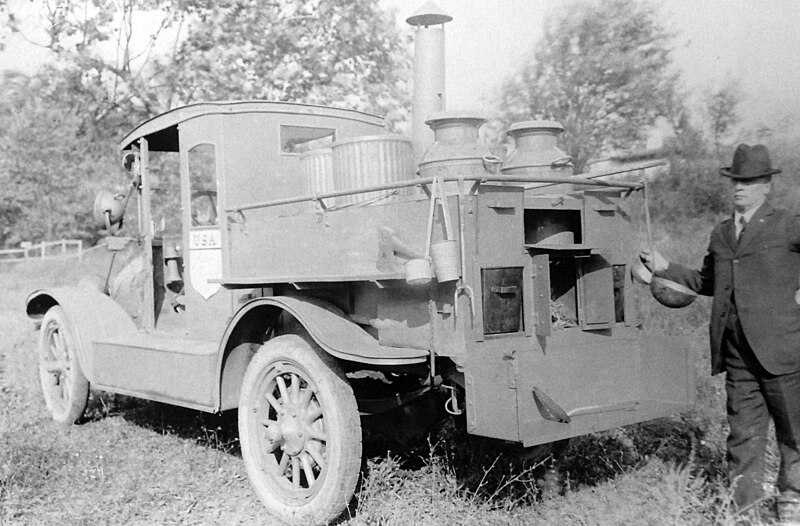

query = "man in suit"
[{"left": 642, "top": 143, "right": 800, "bottom": 522}]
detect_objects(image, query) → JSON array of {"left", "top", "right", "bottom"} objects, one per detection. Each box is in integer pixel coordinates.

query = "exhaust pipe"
[{"left": 406, "top": 2, "right": 452, "bottom": 165}]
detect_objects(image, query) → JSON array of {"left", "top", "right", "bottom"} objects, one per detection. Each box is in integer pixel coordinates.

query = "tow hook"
[{"left": 442, "top": 384, "right": 462, "bottom": 416}]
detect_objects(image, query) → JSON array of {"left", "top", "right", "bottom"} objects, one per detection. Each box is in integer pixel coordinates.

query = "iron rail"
[{"left": 225, "top": 160, "right": 665, "bottom": 214}]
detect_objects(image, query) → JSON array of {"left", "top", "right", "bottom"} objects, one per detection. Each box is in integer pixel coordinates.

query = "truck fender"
[
  {"left": 26, "top": 287, "right": 138, "bottom": 384},
  {"left": 216, "top": 295, "right": 428, "bottom": 411}
]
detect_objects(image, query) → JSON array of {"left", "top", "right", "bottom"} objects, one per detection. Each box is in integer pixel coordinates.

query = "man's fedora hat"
[{"left": 719, "top": 143, "right": 782, "bottom": 179}]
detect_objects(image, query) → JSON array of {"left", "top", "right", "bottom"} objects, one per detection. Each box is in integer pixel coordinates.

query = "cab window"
[
  {"left": 188, "top": 143, "right": 218, "bottom": 227},
  {"left": 280, "top": 125, "right": 335, "bottom": 154}
]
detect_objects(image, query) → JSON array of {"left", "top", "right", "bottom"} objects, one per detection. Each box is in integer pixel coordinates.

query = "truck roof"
[{"left": 119, "top": 100, "right": 386, "bottom": 152}]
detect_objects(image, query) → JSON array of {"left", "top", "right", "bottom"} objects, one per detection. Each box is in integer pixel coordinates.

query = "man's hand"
[{"left": 638, "top": 249, "right": 669, "bottom": 273}]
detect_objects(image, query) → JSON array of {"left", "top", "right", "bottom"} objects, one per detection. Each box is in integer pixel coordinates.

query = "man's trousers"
[{"left": 724, "top": 312, "right": 800, "bottom": 509}]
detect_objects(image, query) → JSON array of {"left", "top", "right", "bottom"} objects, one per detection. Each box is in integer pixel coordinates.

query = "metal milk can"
[
  {"left": 418, "top": 111, "right": 499, "bottom": 193},
  {"left": 501, "top": 120, "right": 573, "bottom": 194}
]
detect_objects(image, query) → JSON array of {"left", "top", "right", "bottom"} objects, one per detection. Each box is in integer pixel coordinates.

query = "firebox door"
[{"left": 481, "top": 267, "right": 524, "bottom": 335}]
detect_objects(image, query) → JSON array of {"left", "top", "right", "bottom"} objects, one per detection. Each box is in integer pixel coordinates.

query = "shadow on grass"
[
  {"left": 82, "top": 391, "right": 242, "bottom": 455},
  {"left": 361, "top": 410, "right": 727, "bottom": 510},
  {"left": 559, "top": 415, "right": 727, "bottom": 489},
  {"left": 81, "top": 389, "right": 727, "bottom": 514}
]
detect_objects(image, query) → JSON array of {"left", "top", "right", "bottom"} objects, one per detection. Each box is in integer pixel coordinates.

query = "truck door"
[{"left": 181, "top": 141, "right": 234, "bottom": 341}]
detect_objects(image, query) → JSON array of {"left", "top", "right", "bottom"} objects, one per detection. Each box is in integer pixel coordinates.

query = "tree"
[
  {"left": 0, "top": 89, "right": 113, "bottom": 245},
  {"left": 703, "top": 81, "right": 741, "bottom": 159},
  {"left": 498, "top": 0, "right": 679, "bottom": 173},
  {"left": 3, "top": 0, "right": 410, "bottom": 124},
  {"left": 167, "top": 0, "right": 411, "bottom": 124},
  {"left": 3, "top": 0, "right": 186, "bottom": 130}
]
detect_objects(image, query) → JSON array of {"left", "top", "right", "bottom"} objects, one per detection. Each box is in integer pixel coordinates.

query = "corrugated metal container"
[
  {"left": 300, "top": 147, "right": 334, "bottom": 209},
  {"left": 332, "top": 135, "right": 415, "bottom": 206}
]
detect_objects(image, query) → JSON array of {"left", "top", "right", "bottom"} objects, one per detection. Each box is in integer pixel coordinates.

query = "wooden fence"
[{"left": 0, "top": 239, "right": 83, "bottom": 263}]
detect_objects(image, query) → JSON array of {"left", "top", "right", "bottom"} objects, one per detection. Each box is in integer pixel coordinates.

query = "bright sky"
[
  {"left": 2, "top": 0, "right": 799, "bottom": 133},
  {"left": 382, "top": 0, "right": 800, "bottom": 133}
]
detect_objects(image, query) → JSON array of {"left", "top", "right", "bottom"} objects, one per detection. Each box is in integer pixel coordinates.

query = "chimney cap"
[{"left": 406, "top": 2, "right": 453, "bottom": 27}]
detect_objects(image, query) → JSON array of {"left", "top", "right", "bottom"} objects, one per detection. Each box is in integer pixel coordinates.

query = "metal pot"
[{"left": 650, "top": 276, "right": 697, "bottom": 308}]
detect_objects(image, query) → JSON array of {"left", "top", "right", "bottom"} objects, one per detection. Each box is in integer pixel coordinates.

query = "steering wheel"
[{"left": 190, "top": 190, "right": 218, "bottom": 227}]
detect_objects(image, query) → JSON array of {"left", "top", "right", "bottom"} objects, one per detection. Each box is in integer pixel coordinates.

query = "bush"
[{"left": 649, "top": 155, "right": 729, "bottom": 222}]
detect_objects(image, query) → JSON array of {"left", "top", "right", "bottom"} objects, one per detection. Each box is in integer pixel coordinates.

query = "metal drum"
[
  {"left": 502, "top": 120, "right": 574, "bottom": 194},
  {"left": 418, "top": 111, "right": 497, "bottom": 194},
  {"left": 300, "top": 147, "right": 334, "bottom": 210},
  {"left": 332, "top": 135, "right": 414, "bottom": 206}
]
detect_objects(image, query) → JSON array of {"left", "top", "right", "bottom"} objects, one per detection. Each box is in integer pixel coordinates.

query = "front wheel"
[
  {"left": 38, "top": 306, "right": 89, "bottom": 424},
  {"left": 238, "top": 334, "right": 361, "bottom": 525}
]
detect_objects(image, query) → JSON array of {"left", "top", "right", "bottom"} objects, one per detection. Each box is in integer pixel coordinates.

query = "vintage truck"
[{"left": 25, "top": 4, "right": 694, "bottom": 525}]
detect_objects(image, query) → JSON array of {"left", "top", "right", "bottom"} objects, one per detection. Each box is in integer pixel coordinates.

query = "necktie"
[{"left": 738, "top": 216, "right": 747, "bottom": 242}]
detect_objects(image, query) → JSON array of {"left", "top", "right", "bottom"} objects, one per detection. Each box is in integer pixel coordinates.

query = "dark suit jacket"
[{"left": 665, "top": 202, "right": 800, "bottom": 375}]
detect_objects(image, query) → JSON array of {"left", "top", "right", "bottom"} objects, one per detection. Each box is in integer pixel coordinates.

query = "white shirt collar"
[
  {"left": 734, "top": 203, "right": 763, "bottom": 238},
  {"left": 734, "top": 204, "right": 761, "bottom": 225}
]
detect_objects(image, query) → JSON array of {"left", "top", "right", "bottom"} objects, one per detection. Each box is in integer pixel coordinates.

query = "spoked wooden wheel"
[
  {"left": 239, "top": 335, "right": 361, "bottom": 525},
  {"left": 38, "top": 306, "right": 89, "bottom": 424}
]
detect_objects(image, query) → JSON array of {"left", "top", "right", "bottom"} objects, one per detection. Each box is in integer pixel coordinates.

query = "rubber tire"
[
  {"left": 238, "top": 334, "right": 361, "bottom": 526},
  {"left": 38, "top": 306, "right": 89, "bottom": 424}
]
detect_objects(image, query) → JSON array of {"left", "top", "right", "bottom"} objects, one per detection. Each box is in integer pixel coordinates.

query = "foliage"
[
  {"left": 169, "top": 0, "right": 411, "bottom": 124},
  {"left": 497, "top": 0, "right": 679, "bottom": 173},
  {"left": 3, "top": 0, "right": 185, "bottom": 128},
  {"left": 704, "top": 81, "right": 742, "bottom": 156},
  {"left": 640, "top": 94, "right": 732, "bottom": 222},
  {"left": 0, "top": 76, "right": 115, "bottom": 245},
  {"left": 649, "top": 155, "right": 730, "bottom": 222},
  {"left": 3, "top": 0, "right": 410, "bottom": 124}
]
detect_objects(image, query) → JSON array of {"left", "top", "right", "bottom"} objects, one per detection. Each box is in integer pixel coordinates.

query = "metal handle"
[
  {"left": 490, "top": 285, "right": 519, "bottom": 294},
  {"left": 551, "top": 156, "right": 573, "bottom": 168},
  {"left": 482, "top": 155, "right": 503, "bottom": 174}
]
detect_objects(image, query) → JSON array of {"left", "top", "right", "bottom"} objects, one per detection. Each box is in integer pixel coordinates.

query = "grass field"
[{"left": 0, "top": 223, "right": 784, "bottom": 525}]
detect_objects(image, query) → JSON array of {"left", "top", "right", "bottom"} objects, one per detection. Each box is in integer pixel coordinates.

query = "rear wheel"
[
  {"left": 38, "top": 306, "right": 89, "bottom": 424},
  {"left": 238, "top": 334, "right": 361, "bottom": 525}
]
